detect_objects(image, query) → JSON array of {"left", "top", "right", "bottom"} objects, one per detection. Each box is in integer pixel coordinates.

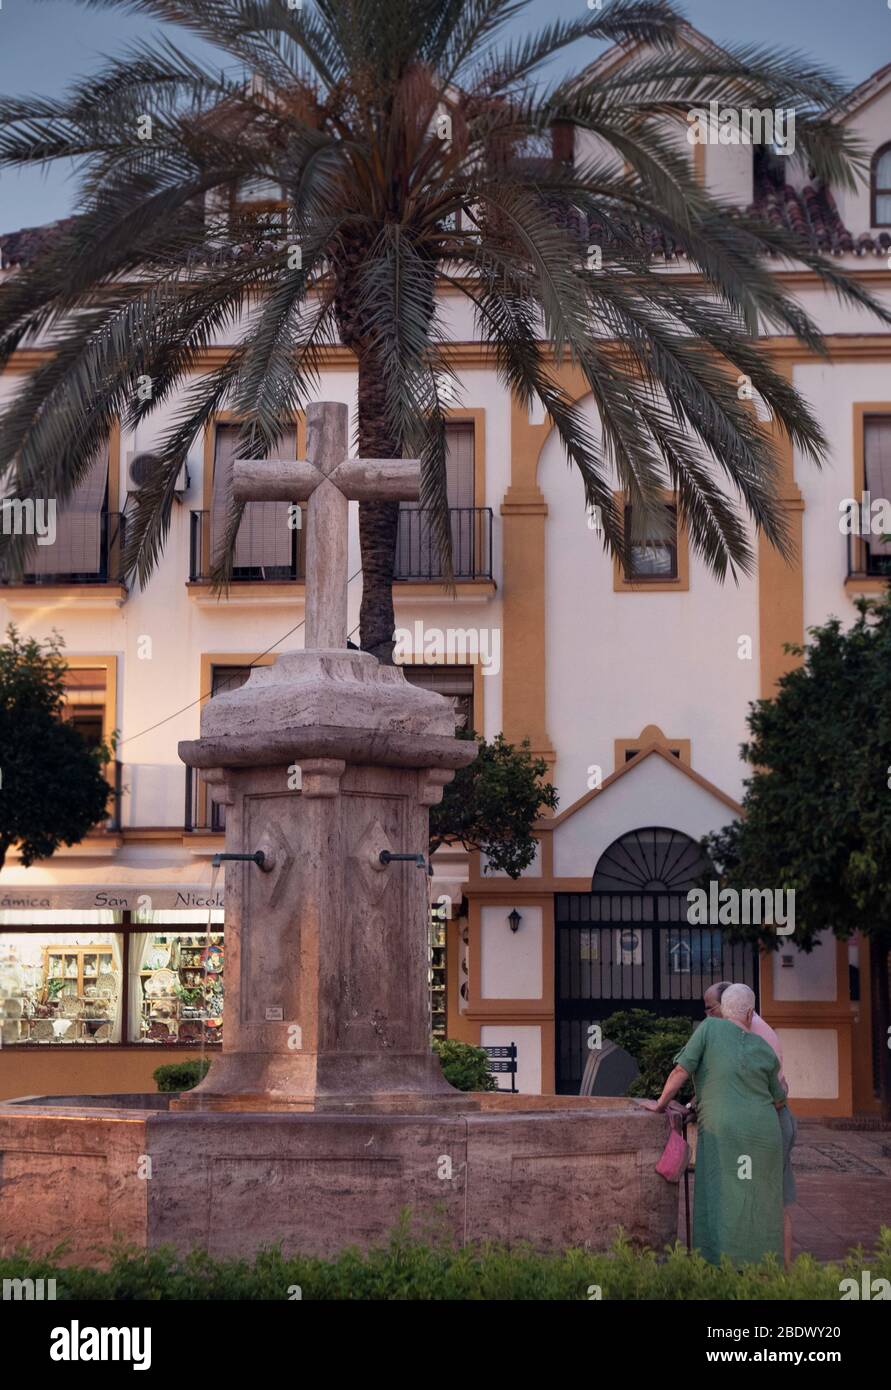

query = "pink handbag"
[{"left": 655, "top": 1106, "right": 691, "bottom": 1182}]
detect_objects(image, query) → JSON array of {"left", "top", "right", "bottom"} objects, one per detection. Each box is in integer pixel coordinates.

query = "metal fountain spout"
[{"left": 212, "top": 851, "right": 269, "bottom": 870}]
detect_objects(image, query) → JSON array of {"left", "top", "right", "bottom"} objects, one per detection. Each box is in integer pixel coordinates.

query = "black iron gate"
[{"left": 555, "top": 889, "right": 760, "bottom": 1094}]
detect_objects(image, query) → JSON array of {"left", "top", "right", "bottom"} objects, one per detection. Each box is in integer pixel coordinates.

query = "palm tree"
[{"left": 0, "top": 0, "right": 887, "bottom": 657}]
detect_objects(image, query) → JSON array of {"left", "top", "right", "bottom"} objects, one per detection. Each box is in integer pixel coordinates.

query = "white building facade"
[{"left": 1, "top": 27, "right": 889, "bottom": 1114}]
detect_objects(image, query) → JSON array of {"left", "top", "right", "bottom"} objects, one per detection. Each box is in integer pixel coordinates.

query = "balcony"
[
  {"left": 847, "top": 533, "right": 891, "bottom": 583},
  {"left": 0, "top": 511, "right": 126, "bottom": 587},
  {"left": 394, "top": 507, "right": 493, "bottom": 581},
  {"left": 184, "top": 764, "right": 224, "bottom": 834},
  {"left": 106, "top": 759, "right": 123, "bottom": 832},
  {"left": 189, "top": 509, "right": 305, "bottom": 583}
]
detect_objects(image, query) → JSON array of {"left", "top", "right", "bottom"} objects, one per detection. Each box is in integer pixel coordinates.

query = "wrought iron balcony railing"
[
  {"left": 847, "top": 532, "right": 891, "bottom": 580},
  {"left": 106, "top": 759, "right": 123, "bottom": 832},
  {"left": 189, "top": 509, "right": 305, "bottom": 582},
  {"left": 0, "top": 511, "right": 126, "bottom": 586},
  {"left": 184, "top": 763, "right": 225, "bottom": 833},
  {"left": 394, "top": 507, "right": 493, "bottom": 581}
]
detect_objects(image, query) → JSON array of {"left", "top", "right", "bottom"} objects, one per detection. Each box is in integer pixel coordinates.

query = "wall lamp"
[{"left": 508, "top": 909, "right": 522, "bottom": 934}]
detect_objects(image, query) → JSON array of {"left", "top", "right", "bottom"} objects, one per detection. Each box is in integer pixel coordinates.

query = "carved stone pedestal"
[{"left": 176, "top": 649, "right": 477, "bottom": 1112}]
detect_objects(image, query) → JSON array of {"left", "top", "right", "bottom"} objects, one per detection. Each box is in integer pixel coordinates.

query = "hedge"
[
  {"left": 153, "top": 1059, "right": 212, "bottom": 1092},
  {"left": 155, "top": 1043, "right": 496, "bottom": 1095},
  {"left": 2, "top": 1227, "right": 889, "bottom": 1300}
]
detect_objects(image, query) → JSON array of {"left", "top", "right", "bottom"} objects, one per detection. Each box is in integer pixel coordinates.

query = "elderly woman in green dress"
[{"left": 639, "top": 983, "right": 786, "bottom": 1266}]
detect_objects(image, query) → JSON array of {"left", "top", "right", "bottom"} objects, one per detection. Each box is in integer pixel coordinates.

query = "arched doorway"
[{"left": 554, "top": 827, "right": 759, "bottom": 1093}]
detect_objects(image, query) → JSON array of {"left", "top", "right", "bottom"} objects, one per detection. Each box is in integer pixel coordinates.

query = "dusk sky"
[{"left": 1, "top": 0, "right": 889, "bottom": 235}]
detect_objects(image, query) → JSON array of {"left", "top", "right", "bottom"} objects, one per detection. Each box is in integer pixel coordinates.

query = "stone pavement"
[
  {"left": 789, "top": 1120, "right": 891, "bottom": 1261},
  {"left": 676, "top": 1119, "right": 891, "bottom": 1262}
]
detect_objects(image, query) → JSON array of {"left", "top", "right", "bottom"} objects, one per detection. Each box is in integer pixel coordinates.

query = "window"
[
  {"left": 207, "top": 665, "right": 253, "bottom": 828},
  {"left": 133, "top": 926, "right": 224, "bottom": 1045},
  {"left": 210, "top": 423, "right": 299, "bottom": 579},
  {"left": 872, "top": 145, "right": 891, "bottom": 226},
  {"left": 231, "top": 178, "right": 288, "bottom": 236},
  {"left": 0, "top": 913, "right": 225, "bottom": 1047},
  {"left": 623, "top": 502, "right": 678, "bottom": 581},
  {"left": 0, "top": 930, "right": 121, "bottom": 1044},
  {"left": 210, "top": 664, "right": 253, "bottom": 700},
  {"left": 863, "top": 415, "right": 891, "bottom": 568},
  {"left": 64, "top": 666, "right": 108, "bottom": 750},
  {"left": 396, "top": 422, "right": 483, "bottom": 579},
  {"left": 400, "top": 664, "right": 475, "bottom": 732},
  {"left": 624, "top": 747, "right": 682, "bottom": 763},
  {"left": 21, "top": 446, "right": 115, "bottom": 583}
]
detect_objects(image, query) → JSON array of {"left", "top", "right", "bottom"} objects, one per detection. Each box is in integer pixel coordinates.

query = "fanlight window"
[
  {"left": 590, "top": 827, "right": 710, "bottom": 893},
  {"left": 872, "top": 145, "right": 891, "bottom": 227}
]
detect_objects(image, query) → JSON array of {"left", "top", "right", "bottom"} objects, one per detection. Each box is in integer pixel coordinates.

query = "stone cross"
[{"left": 233, "top": 402, "right": 420, "bottom": 648}]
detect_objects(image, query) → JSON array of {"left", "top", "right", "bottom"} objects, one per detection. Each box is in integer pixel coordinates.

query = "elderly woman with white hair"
[{"left": 640, "top": 983, "right": 786, "bottom": 1266}]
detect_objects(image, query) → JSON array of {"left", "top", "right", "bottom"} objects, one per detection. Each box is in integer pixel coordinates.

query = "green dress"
[{"left": 674, "top": 1016, "right": 785, "bottom": 1266}]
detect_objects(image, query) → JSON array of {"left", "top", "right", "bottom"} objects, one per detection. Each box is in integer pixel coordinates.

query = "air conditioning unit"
[{"left": 127, "top": 452, "right": 190, "bottom": 500}]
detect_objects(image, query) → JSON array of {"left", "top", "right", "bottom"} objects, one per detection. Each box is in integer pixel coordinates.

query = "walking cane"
[{"left": 682, "top": 1111, "right": 692, "bottom": 1252}]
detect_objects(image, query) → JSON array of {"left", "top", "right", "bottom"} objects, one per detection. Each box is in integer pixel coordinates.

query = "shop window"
[
  {"left": 0, "top": 931, "right": 122, "bottom": 1044},
  {"left": 0, "top": 916, "right": 225, "bottom": 1047},
  {"left": 134, "top": 928, "right": 224, "bottom": 1045}
]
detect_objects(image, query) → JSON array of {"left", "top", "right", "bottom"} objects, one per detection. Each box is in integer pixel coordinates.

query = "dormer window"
[
  {"left": 231, "top": 178, "right": 288, "bottom": 236},
  {"left": 872, "top": 145, "right": 891, "bottom": 226},
  {"left": 754, "top": 143, "right": 786, "bottom": 194}
]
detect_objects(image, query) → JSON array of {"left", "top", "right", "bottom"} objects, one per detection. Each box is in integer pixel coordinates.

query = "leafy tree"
[
  {"left": 704, "top": 598, "right": 891, "bottom": 1118},
  {"left": 0, "top": 626, "right": 113, "bottom": 871},
  {"left": 430, "top": 729, "right": 557, "bottom": 877},
  {"left": 603, "top": 1009, "right": 693, "bottom": 1100},
  {"left": 1, "top": 1, "right": 887, "bottom": 657}
]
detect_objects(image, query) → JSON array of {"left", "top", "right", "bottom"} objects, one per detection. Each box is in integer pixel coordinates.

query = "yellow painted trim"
[
  {"left": 611, "top": 488, "right": 690, "bottom": 592},
  {"left": 9, "top": 333, "right": 891, "bottom": 378},
  {"left": 614, "top": 726, "right": 691, "bottom": 770},
  {"left": 393, "top": 580, "right": 496, "bottom": 599},
  {"left": 466, "top": 890, "right": 553, "bottom": 1012},
  {"left": 550, "top": 743, "right": 743, "bottom": 826},
  {"left": 187, "top": 580, "right": 306, "bottom": 601},
  {"left": 0, "top": 583, "right": 127, "bottom": 604}
]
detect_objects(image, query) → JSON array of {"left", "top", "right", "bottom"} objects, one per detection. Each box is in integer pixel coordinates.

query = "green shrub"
[
  {"left": 602, "top": 1010, "right": 694, "bottom": 1101},
  {"left": 153, "top": 1058, "right": 212, "bottom": 1093},
  {"left": 1, "top": 1227, "right": 888, "bottom": 1300},
  {"left": 433, "top": 1039, "right": 497, "bottom": 1092}
]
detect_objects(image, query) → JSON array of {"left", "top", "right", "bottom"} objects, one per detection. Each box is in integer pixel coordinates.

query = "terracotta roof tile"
[{"left": 0, "top": 217, "right": 75, "bottom": 268}]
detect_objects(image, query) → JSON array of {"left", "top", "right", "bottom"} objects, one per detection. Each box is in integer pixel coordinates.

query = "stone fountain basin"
[{"left": 0, "top": 1093, "right": 675, "bottom": 1265}]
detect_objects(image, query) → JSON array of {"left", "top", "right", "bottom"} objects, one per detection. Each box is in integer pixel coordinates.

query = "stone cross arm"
[
  {"left": 233, "top": 457, "right": 420, "bottom": 505},
  {"left": 231, "top": 401, "right": 420, "bottom": 650}
]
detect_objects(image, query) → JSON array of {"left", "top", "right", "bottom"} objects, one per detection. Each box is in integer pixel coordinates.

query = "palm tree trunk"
[{"left": 356, "top": 352, "right": 401, "bottom": 663}]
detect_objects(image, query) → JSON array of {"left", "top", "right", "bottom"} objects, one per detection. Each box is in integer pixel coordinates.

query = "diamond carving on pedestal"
[
  {"left": 354, "top": 817, "right": 394, "bottom": 904},
  {"left": 254, "top": 815, "right": 295, "bottom": 910}
]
